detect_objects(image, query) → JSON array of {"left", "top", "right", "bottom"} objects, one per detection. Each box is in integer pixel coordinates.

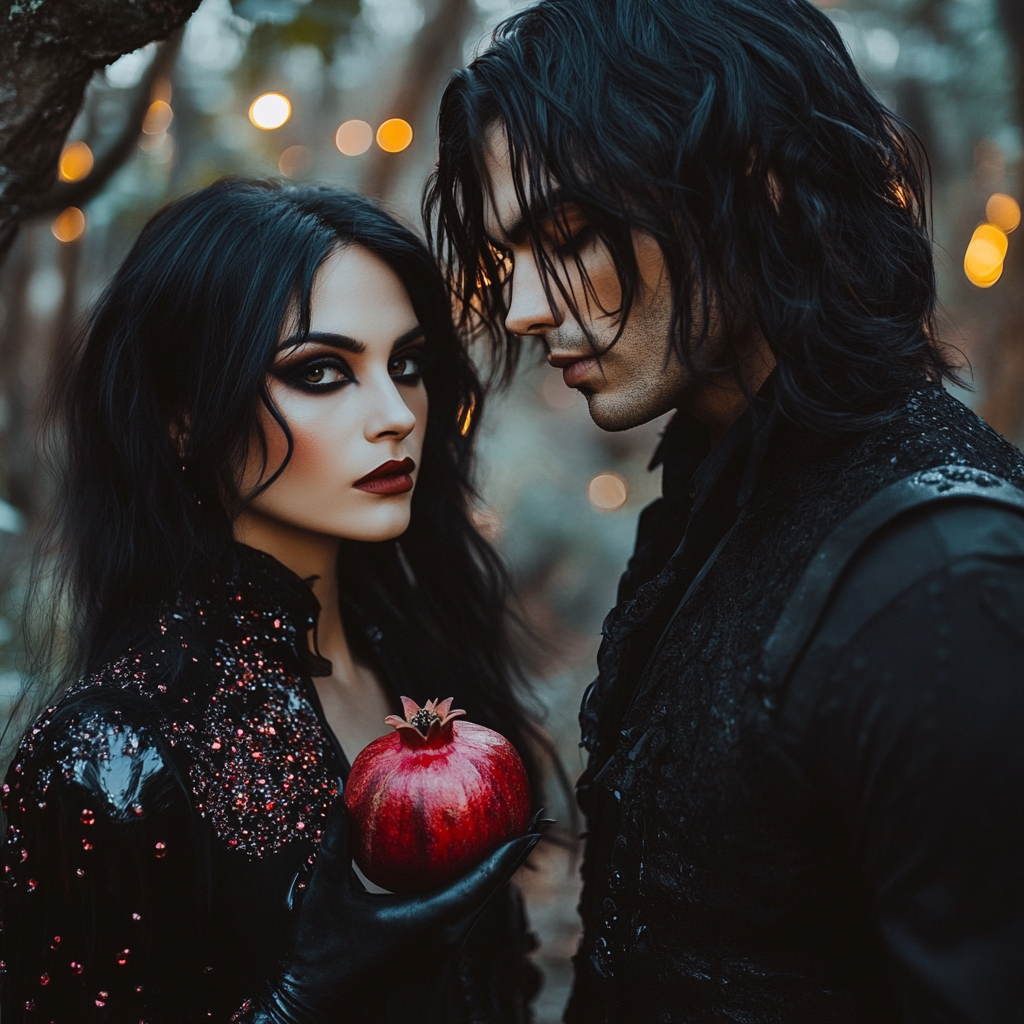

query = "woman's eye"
[
  {"left": 278, "top": 360, "right": 350, "bottom": 391},
  {"left": 389, "top": 353, "right": 423, "bottom": 380}
]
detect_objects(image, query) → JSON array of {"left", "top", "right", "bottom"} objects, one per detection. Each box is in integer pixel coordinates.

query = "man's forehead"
[{"left": 481, "top": 124, "right": 525, "bottom": 244}]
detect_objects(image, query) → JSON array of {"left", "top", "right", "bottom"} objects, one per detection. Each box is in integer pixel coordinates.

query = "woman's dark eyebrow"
[
  {"left": 277, "top": 331, "right": 366, "bottom": 354},
  {"left": 391, "top": 325, "right": 425, "bottom": 351},
  {"left": 276, "top": 326, "right": 424, "bottom": 355}
]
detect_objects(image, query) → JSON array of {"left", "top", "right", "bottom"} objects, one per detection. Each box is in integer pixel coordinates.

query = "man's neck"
[{"left": 686, "top": 333, "right": 776, "bottom": 446}]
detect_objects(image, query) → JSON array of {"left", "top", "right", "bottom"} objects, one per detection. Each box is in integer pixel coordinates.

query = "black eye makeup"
[
  {"left": 273, "top": 353, "right": 353, "bottom": 394},
  {"left": 388, "top": 345, "right": 432, "bottom": 385}
]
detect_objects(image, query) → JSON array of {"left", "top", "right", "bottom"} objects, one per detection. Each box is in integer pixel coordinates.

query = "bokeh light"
[
  {"left": 278, "top": 145, "right": 309, "bottom": 177},
  {"left": 142, "top": 100, "right": 173, "bottom": 135},
  {"left": 588, "top": 472, "right": 629, "bottom": 512},
  {"left": 58, "top": 142, "right": 94, "bottom": 183},
  {"left": 51, "top": 207, "right": 85, "bottom": 243},
  {"left": 249, "top": 93, "right": 291, "bottom": 130},
  {"left": 986, "top": 193, "right": 1021, "bottom": 234},
  {"left": 376, "top": 118, "right": 413, "bottom": 153},
  {"left": 335, "top": 119, "right": 373, "bottom": 156},
  {"left": 964, "top": 222, "right": 1009, "bottom": 288}
]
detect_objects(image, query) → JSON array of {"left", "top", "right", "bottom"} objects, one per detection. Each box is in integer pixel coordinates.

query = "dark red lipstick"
[{"left": 353, "top": 457, "right": 416, "bottom": 495}]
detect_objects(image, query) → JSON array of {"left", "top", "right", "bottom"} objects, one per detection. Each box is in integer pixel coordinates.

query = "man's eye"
[{"left": 551, "top": 224, "right": 594, "bottom": 259}]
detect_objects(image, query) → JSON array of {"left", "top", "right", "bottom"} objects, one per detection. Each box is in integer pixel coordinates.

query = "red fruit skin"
[{"left": 344, "top": 720, "right": 530, "bottom": 893}]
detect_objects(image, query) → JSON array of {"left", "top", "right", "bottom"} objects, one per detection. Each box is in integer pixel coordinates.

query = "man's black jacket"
[{"left": 566, "top": 382, "right": 1024, "bottom": 1024}]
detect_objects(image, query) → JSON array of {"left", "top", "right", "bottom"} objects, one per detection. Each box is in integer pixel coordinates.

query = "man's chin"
[{"left": 583, "top": 390, "right": 666, "bottom": 432}]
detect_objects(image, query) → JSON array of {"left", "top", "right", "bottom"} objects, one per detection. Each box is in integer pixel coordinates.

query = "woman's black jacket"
[{"left": 0, "top": 545, "right": 538, "bottom": 1022}]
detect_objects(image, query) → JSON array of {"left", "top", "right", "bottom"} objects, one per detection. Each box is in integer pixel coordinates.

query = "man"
[{"left": 426, "top": 1, "right": 1024, "bottom": 1021}]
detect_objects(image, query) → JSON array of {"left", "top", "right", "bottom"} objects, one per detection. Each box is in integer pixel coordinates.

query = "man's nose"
[{"left": 504, "top": 252, "right": 564, "bottom": 336}]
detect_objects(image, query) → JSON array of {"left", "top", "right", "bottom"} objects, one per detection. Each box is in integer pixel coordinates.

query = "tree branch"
[
  {"left": 0, "top": 0, "right": 202, "bottom": 269},
  {"left": 28, "top": 30, "right": 183, "bottom": 217}
]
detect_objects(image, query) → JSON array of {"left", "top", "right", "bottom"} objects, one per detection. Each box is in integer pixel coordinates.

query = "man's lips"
[
  {"left": 353, "top": 457, "right": 416, "bottom": 495},
  {"left": 550, "top": 355, "right": 598, "bottom": 388}
]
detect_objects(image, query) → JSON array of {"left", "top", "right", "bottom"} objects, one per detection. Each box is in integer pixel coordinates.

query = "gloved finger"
[{"left": 393, "top": 832, "right": 543, "bottom": 932}]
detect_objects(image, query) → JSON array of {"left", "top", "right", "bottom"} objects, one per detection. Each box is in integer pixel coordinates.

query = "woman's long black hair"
[
  {"left": 38, "top": 178, "right": 552, "bottom": 799},
  {"left": 424, "top": 0, "right": 960, "bottom": 431}
]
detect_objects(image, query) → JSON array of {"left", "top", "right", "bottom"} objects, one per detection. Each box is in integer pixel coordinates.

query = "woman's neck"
[{"left": 232, "top": 510, "right": 394, "bottom": 760}]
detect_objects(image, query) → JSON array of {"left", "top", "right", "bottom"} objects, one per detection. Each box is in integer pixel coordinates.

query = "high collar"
[
  {"left": 204, "top": 543, "right": 333, "bottom": 676},
  {"left": 653, "top": 371, "right": 779, "bottom": 513}
]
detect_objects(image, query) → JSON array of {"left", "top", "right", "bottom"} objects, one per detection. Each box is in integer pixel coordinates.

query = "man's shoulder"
[{"left": 813, "top": 498, "right": 1024, "bottom": 654}]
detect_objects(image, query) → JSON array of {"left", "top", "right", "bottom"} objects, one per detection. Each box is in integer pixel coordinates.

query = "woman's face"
[{"left": 237, "top": 244, "right": 429, "bottom": 543}]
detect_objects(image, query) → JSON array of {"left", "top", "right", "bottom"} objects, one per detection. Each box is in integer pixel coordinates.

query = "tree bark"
[{"left": 0, "top": 0, "right": 201, "bottom": 268}]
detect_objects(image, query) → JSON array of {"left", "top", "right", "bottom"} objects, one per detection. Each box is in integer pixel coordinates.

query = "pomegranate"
[{"left": 344, "top": 696, "right": 530, "bottom": 892}]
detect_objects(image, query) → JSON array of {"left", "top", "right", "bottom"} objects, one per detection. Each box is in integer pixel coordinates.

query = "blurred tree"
[
  {"left": 0, "top": 0, "right": 201, "bottom": 267},
  {"left": 980, "top": 0, "right": 1024, "bottom": 440}
]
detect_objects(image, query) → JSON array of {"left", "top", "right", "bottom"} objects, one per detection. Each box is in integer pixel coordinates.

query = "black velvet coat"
[{"left": 1, "top": 546, "right": 537, "bottom": 1023}]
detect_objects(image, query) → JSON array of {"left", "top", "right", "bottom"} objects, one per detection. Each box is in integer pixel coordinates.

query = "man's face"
[{"left": 482, "top": 127, "right": 691, "bottom": 432}]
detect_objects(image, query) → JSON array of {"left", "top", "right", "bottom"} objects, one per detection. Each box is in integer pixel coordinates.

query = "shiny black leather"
[{"left": 243, "top": 805, "right": 541, "bottom": 1024}]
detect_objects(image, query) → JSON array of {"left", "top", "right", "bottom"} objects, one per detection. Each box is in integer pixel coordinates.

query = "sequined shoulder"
[{"left": 4, "top": 673, "right": 182, "bottom": 828}]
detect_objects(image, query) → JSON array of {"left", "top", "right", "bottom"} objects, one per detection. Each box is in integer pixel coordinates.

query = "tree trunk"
[{"left": 0, "top": 0, "right": 201, "bottom": 268}]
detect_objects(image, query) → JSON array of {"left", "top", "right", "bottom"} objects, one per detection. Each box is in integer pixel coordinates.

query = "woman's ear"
[{"left": 169, "top": 416, "right": 190, "bottom": 460}]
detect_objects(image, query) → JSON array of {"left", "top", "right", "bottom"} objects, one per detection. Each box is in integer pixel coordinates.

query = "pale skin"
[
  {"left": 233, "top": 244, "right": 428, "bottom": 762},
  {"left": 482, "top": 126, "right": 776, "bottom": 440}
]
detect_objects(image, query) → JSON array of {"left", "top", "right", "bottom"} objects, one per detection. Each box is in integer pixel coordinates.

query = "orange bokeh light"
[
  {"left": 58, "top": 141, "right": 94, "bottom": 183},
  {"left": 376, "top": 118, "right": 413, "bottom": 153},
  {"left": 964, "top": 222, "right": 1008, "bottom": 288},
  {"left": 985, "top": 193, "right": 1021, "bottom": 234},
  {"left": 142, "top": 100, "right": 173, "bottom": 135},
  {"left": 52, "top": 207, "right": 85, "bottom": 243}
]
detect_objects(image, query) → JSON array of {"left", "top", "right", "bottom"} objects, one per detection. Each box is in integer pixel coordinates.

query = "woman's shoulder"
[{"left": 6, "top": 659, "right": 182, "bottom": 802}]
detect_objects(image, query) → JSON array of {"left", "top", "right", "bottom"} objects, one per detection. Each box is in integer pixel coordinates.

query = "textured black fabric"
[
  {"left": 567, "top": 384, "right": 1024, "bottom": 1024},
  {"left": 1, "top": 545, "right": 538, "bottom": 1023}
]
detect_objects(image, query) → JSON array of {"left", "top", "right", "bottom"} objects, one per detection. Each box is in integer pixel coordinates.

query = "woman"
[{"left": 1, "top": 180, "right": 548, "bottom": 1022}]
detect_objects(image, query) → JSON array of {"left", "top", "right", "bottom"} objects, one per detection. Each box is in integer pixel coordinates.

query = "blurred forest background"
[{"left": 0, "top": 0, "right": 1022, "bottom": 1018}]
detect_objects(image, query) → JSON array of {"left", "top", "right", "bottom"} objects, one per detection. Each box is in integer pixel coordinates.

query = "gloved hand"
[{"left": 238, "top": 798, "right": 547, "bottom": 1024}]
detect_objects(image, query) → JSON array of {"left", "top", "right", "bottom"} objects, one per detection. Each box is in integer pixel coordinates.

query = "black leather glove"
[{"left": 239, "top": 798, "right": 546, "bottom": 1024}]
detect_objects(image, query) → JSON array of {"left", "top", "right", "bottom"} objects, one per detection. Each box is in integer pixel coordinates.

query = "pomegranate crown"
[{"left": 385, "top": 697, "right": 466, "bottom": 747}]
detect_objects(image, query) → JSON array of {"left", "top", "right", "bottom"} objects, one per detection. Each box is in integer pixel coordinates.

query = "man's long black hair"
[
  {"left": 35, "top": 179, "right": 552, "bottom": 799},
  {"left": 424, "top": 0, "right": 959, "bottom": 430}
]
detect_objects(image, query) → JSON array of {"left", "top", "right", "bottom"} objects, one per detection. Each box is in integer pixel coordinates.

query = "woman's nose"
[{"left": 365, "top": 376, "right": 417, "bottom": 441}]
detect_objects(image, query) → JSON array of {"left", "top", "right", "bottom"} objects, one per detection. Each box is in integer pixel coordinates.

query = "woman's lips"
[
  {"left": 354, "top": 457, "right": 416, "bottom": 495},
  {"left": 562, "top": 356, "right": 598, "bottom": 388}
]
